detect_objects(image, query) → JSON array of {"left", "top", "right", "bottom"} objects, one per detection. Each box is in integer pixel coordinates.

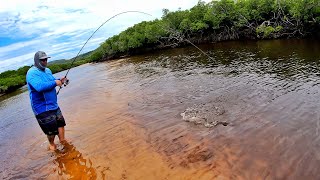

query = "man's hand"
[
  {"left": 55, "top": 80, "right": 63, "bottom": 87},
  {"left": 60, "top": 77, "right": 69, "bottom": 84}
]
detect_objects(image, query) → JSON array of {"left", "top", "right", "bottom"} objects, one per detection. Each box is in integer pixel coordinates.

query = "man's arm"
[{"left": 27, "top": 73, "right": 59, "bottom": 92}]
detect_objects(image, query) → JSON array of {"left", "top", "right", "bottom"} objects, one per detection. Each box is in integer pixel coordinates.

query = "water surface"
[{"left": 1, "top": 39, "right": 320, "bottom": 179}]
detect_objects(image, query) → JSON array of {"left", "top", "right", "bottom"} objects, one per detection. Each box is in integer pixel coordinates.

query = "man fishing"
[{"left": 26, "top": 51, "right": 68, "bottom": 151}]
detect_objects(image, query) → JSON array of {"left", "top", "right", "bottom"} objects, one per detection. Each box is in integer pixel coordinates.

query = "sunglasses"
[{"left": 40, "top": 58, "right": 48, "bottom": 62}]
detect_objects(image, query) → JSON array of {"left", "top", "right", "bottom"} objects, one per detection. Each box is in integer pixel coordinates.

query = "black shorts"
[{"left": 35, "top": 108, "right": 66, "bottom": 135}]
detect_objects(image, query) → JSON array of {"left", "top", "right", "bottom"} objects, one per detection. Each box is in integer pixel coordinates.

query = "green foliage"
[
  {"left": 87, "top": 0, "right": 318, "bottom": 62},
  {"left": 285, "top": 0, "right": 318, "bottom": 21},
  {"left": 0, "top": 57, "right": 89, "bottom": 94},
  {"left": 0, "top": 76, "right": 26, "bottom": 93},
  {"left": 205, "top": 0, "right": 239, "bottom": 28},
  {"left": 0, "top": 66, "right": 31, "bottom": 93},
  {"left": 16, "top": 66, "right": 30, "bottom": 76},
  {"left": 0, "top": 70, "right": 16, "bottom": 78},
  {"left": 48, "top": 64, "right": 68, "bottom": 74},
  {"left": 96, "top": 19, "right": 168, "bottom": 59},
  {"left": 162, "top": 9, "right": 189, "bottom": 30},
  {"left": 256, "top": 25, "right": 283, "bottom": 38},
  {"left": 89, "top": 48, "right": 104, "bottom": 62},
  {"left": 239, "top": 0, "right": 276, "bottom": 21},
  {"left": 275, "top": 25, "right": 283, "bottom": 32},
  {"left": 2, "top": 0, "right": 319, "bottom": 94},
  {"left": 178, "top": 1, "right": 209, "bottom": 32},
  {"left": 256, "top": 25, "right": 274, "bottom": 37}
]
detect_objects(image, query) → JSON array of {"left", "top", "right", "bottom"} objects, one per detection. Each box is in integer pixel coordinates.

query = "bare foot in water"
[{"left": 48, "top": 144, "right": 57, "bottom": 151}]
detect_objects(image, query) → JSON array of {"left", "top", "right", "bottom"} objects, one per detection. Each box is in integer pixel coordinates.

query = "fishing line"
[
  {"left": 57, "top": 10, "right": 152, "bottom": 95},
  {"left": 57, "top": 10, "right": 214, "bottom": 95},
  {"left": 162, "top": 19, "right": 215, "bottom": 61},
  {"left": 184, "top": 39, "right": 214, "bottom": 60}
]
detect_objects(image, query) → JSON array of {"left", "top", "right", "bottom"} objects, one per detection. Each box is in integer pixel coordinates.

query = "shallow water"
[{"left": 1, "top": 39, "right": 320, "bottom": 179}]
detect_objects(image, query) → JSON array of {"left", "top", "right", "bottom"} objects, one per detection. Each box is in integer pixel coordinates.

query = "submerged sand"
[{"left": 1, "top": 40, "right": 320, "bottom": 179}]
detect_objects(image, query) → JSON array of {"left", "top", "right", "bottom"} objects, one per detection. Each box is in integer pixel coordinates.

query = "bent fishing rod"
[
  {"left": 57, "top": 11, "right": 215, "bottom": 95},
  {"left": 57, "top": 11, "right": 152, "bottom": 95}
]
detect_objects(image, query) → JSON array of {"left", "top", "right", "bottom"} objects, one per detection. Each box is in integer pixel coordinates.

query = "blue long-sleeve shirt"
[{"left": 26, "top": 66, "right": 58, "bottom": 115}]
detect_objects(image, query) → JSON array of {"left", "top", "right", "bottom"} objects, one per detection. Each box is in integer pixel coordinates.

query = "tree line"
[
  {"left": 0, "top": 0, "right": 319, "bottom": 94},
  {"left": 90, "top": 0, "right": 320, "bottom": 62},
  {"left": 0, "top": 60, "right": 86, "bottom": 94}
]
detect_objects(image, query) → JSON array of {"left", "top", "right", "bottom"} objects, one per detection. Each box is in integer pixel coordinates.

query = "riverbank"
[
  {"left": 0, "top": 61, "right": 88, "bottom": 95},
  {"left": 90, "top": 0, "right": 320, "bottom": 62},
  {"left": 2, "top": 0, "right": 319, "bottom": 95},
  {"left": 1, "top": 39, "right": 320, "bottom": 179}
]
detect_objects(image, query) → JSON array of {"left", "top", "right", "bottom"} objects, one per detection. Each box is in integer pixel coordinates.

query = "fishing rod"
[
  {"left": 57, "top": 11, "right": 152, "bottom": 95},
  {"left": 57, "top": 10, "right": 215, "bottom": 95}
]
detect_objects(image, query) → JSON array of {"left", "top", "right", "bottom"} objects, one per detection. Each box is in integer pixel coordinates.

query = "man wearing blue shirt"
[{"left": 26, "top": 51, "right": 68, "bottom": 151}]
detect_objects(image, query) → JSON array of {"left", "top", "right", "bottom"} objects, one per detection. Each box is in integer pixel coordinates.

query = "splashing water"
[{"left": 181, "top": 103, "right": 228, "bottom": 128}]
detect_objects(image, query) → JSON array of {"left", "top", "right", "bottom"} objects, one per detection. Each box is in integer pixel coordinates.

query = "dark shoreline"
[
  {"left": 97, "top": 36, "right": 320, "bottom": 62},
  {"left": 1, "top": 37, "right": 319, "bottom": 97}
]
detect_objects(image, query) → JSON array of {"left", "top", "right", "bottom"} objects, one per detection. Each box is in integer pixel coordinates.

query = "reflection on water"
[
  {"left": 1, "top": 39, "right": 320, "bottom": 179},
  {"left": 51, "top": 142, "right": 97, "bottom": 179},
  {"left": 0, "top": 87, "right": 28, "bottom": 102}
]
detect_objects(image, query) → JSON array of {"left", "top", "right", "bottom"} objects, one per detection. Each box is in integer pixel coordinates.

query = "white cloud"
[
  {"left": 0, "top": 0, "right": 211, "bottom": 73},
  {"left": 0, "top": 52, "right": 35, "bottom": 72},
  {"left": 0, "top": 39, "right": 41, "bottom": 55}
]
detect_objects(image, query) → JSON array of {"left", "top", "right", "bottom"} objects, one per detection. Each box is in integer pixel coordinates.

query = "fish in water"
[{"left": 180, "top": 103, "right": 228, "bottom": 128}]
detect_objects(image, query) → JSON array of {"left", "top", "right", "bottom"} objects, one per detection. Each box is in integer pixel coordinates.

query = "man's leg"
[
  {"left": 47, "top": 135, "right": 56, "bottom": 150},
  {"left": 56, "top": 108, "right": 67, "bottom": 144},
  {"left": 58, "top": 126, "right": 67, "bottom": 143}
]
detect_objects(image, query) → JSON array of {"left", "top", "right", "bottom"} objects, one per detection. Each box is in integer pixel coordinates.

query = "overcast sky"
[{"left": 0, "top": 0, "right": 211, "bottom": 73}]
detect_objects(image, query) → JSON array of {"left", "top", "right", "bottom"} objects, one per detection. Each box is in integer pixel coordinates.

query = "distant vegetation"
[
  {"left": 0, "top": 66, "right": 29, "bottom": 94},
  {"left": 0, "top": 49, "right": 92, "bottom": 94},
  {"left": 90, "top": 0, "right": 320, "bottom": 62},
  {"left": 0, "top": 59, "right": 87, "bottom": 94},
  {"left": 1, "top": 0, "right": 319, "bottom": 94}
]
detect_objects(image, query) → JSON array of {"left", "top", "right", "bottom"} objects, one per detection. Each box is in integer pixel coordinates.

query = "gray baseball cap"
[
  {"left": 34, "top": 51, "right": 51, "bottom": 71},
  {"left": 36, "top": 51, "right": 51, "bottom": 60}
]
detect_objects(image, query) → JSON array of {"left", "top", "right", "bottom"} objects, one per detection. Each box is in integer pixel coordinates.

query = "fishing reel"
[
  {"left": 56, "top": 78, "right": 69, "bottom": 95},
  {"left": 63, "top": 79, "right": 69, "bottom": 87},
  {"left": 59, "top": 79, "right": 69, "bottom": 88}
]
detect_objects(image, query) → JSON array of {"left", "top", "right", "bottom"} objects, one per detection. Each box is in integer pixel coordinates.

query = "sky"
[{"left": 0, "top": 0, "right": 211, "bottom": 73}]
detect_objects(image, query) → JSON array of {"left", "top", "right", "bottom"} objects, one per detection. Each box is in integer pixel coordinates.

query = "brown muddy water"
[{"left": 1, "top": 39, "right": 320, "bottom": 179}]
